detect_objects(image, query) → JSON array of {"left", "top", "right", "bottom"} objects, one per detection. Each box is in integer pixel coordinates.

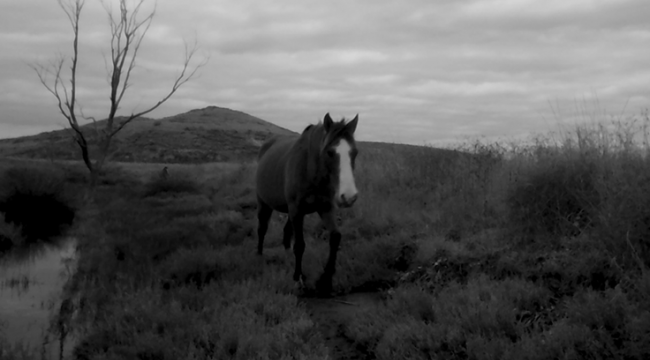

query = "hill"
[
  {"left": 0, "top": 106, "right": 459, "bottom": 164},
  {"left": 0, "top": 106, "right": 297, "bottom": 163}
]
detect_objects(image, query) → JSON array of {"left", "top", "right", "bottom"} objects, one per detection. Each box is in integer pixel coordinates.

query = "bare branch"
[
  {"left": 31, "top": 0, "right": 93, "bottom": 173},
  {"left": 29, "top": 61, "right": 68, "bottom": 121},
  {"left": 116, "top": 5, "right": 155, "bottom": 107},
  {"left": 32, "top": 0, "right": 206, "bottom": 177},
  {"left": 103, "top": 0, "right": 154, "bottom": 135},
  {"left": 78, "top": 105, "right": 101, "bottom": 137},
  {"left": 29, "top": 58, "right": 85, "bottom": 142},
  {"left": 109, "top": 40, "right": 208, "bottom": 137}
]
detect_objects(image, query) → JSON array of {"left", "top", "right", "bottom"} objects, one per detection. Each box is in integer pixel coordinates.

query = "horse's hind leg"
[
  {"left": 257, "top": 198, "right": 272, "bottom": 255},
  {"left": 282, "top": 218, "right": 293, "bottom": 250}
]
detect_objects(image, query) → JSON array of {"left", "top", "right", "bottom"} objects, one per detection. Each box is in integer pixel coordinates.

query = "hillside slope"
[
  {"left": 0, "top": 106, "right": 459, "bottom": 165},
  {"left": 0, "top": 106, "right": 296, "bottom": 163}
]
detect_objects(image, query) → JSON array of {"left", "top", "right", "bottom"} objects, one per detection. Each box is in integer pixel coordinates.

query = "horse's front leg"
[
  {"left": 288, "top": 205, "right": 306, "bottom": 284},
  {"left": 316, "top": 209, "right": 341, "bottom": 295}
]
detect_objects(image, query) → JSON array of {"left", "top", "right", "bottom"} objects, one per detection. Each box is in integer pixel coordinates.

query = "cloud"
[{"left": 1, "top": 0, "right": 649, "bottom": 145}]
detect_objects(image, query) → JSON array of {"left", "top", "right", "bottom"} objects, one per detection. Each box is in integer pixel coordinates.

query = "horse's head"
[{"left": 320, "top": 113, "right": 359, "bottom": 208}]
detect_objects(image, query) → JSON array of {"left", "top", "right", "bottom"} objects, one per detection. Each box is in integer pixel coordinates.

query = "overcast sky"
[{"left": 1, "top": 0, "right": 649, "bottom": 145}]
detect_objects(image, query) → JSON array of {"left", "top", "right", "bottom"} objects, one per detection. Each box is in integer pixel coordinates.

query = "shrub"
[
  {"left": 505, "top": 116, "right": 650, "bottom": 271},
  {"left": 507, "top": 151, "right": 599, "bottom": 238},
  {"left": 0, "top": 166, "right": 75, "bottom": 243},
  {"left": 142, "top": 172, "right": 202, "bottom": 197},
  {"left": 336, "top": 234, "right": 418, "bottom": 292},
  {"left": 0, "top": 213, "right": 24, "bottom": 253},
  {"left": 593, "top": 153, "right": 650, "bottom": 269},
  {"left": 346, "top": 276, "right": 556, "bottom": 359}
]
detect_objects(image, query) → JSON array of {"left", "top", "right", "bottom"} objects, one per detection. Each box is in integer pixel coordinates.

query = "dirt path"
[{"left": 300, "top": 292, "right": 384, "bottom": 360}]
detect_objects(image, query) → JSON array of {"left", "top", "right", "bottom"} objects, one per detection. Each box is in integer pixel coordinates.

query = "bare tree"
[{"left": 31, "top": 0, "right": 206, "bottom": 183}]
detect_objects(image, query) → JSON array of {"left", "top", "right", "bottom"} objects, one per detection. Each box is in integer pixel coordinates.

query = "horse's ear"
[
  {"left": 323, "top": 113, "right": 334, "bottom": 132},
  {"left": 345, "top": 114, "right": 359, "bottom": 134}
]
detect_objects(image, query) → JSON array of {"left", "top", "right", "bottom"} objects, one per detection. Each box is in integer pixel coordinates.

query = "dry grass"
[
  {"left": 2, "top": 111, "right": 650, "bottom": 359},
  {"left": 336, "top": 112, "right": 650, "bottom": 359}
]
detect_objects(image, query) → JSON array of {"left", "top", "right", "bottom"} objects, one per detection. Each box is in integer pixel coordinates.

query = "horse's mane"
[
  {"left": 301, "top": 118, "right": 352, "bottom": 140},
  {"left": 299, "top": 117, "right": 355, "bottom": 159},
  {"left": 327, "top": 119, "right": 354, "bottom": 142},
  {"left": 295, "top": 116, "right": 356, "bottom": 180}
]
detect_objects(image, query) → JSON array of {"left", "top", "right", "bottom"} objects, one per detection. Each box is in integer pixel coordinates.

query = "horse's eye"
[{"left": 326, "top": 149, "right": 336, "bottom": 157}]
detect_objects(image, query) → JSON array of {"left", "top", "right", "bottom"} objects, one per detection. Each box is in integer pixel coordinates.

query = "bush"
[
  {"left": 336, "top": 234, "right": 418, "bottom": 292},
  {"left": 0, "top": 166, "right": 75, "bottom": 243},
  {"left": 505, "top": 116, "right": 650, "bottom": 271},
  {"left": 593, "top": 154, "right": 650, "bottom": 269},
  {"left": 503, "top": 288, "right": 650, "bottom": 360},
  {"left": 507, "top": 152, "right": 599, "bottom": 238},
  {"left": 345, "top": 276, "right": 555, "bottom": 360},
  {"left": 0, "top": 213, "right": 24, "bottom": 253}
]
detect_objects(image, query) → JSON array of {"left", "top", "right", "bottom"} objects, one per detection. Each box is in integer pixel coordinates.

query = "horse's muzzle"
[{"left": 338, "top": 193, "right": 358, "bottom": 208}]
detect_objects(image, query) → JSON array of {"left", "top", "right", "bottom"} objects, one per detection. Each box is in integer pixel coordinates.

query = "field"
[{"left": 1, "top": 116, "right": 650, "bottom": 359}]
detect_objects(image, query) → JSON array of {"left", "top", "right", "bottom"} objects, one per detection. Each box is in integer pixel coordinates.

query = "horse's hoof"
[{"left": 315, "top": 278, "right": 333, "bottom": 297}]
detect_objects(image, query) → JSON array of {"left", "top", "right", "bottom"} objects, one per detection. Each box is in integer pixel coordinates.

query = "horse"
[{"left": 255, "top": 113, "right": 359, "bottom": 294}]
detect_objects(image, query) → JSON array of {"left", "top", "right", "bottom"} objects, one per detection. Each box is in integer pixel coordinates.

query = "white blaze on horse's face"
[{"left": 335, "top": 139, "right": 358, "bottom": 207}]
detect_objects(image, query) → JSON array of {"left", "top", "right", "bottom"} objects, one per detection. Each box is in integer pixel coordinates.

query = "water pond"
[{"left": 0, "top": 238, "right": 76, "bottom": 356}]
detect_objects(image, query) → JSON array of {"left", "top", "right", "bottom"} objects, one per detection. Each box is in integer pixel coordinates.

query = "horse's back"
[
  {"left": 256, "top": 135, "right": 298, "bottom": 211},
  {"left": 258, "top": 136, "right": 278, "bottom": 160}
]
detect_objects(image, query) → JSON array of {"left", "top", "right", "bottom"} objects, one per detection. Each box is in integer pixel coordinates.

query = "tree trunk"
[
  {"left": 80, "top": 141, "right": 93, "bottom": 173},
  {"left": 90, "top": 135, "right": 111, "bottom": 187}
]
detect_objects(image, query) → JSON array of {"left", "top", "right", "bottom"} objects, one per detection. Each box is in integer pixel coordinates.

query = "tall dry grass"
[
  {"left": 504, "top": 113, "right": 650, "bottom": 270},
  {"left": 341, "top": 112, "right": 650, "bottom": 359}
]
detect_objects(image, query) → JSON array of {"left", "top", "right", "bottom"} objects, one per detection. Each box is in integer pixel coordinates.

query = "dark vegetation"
[
  {"left": 2, "top": 114, "right": 650, "bottom": 359},
  {"left": 0, "top": 164, "right": 77, "bottom": 253}
]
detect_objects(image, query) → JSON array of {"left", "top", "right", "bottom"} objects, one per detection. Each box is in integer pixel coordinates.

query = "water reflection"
[{"left": 0, "top": 238, "right": 76, "bottom": 356}]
